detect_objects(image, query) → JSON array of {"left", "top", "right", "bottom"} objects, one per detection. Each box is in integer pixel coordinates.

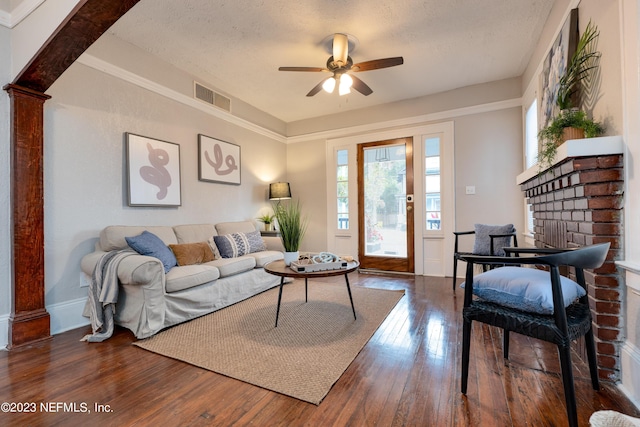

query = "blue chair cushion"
[
  {"left": 473, "top": 223, "right": 514, "bottom": 256},
  {"left": 462, "top": 266, "right": 586, "bottom": 315},
  {"left": 125, "top": 231, "right": 177, "bottom": 273}
]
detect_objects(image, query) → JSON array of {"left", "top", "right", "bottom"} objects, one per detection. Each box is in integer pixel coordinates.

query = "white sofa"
[{"left": 80, "top": 221, "right": 284, "bottom": 339}]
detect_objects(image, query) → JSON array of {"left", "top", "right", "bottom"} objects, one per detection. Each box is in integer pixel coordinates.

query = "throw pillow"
[
  {"left": 169, "top": 242, "right": 216, "bottom": 266},
  {"left": 463, "top": 266, "right": 586, "bottom": 315},
  {"left": 125, "top": 231, "right": 177, "bottom": 273},
  {"left": 207, "top": 236, "right": 222, "bottom": 259},
  {"left": 213, "top": 231, "right": 267, "bottom": 258},
  {"left": 473, "top": 223, "right": 515, "bottom": 256}
]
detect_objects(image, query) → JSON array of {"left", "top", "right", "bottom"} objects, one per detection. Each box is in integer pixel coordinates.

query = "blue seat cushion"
[{"left": 462, "top": 266, "right": 586, "bottom": 315}]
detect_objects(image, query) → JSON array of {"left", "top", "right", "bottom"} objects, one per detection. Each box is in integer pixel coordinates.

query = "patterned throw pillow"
[{"left": 213, "top": 231, "right": 267, "bottom": 258}]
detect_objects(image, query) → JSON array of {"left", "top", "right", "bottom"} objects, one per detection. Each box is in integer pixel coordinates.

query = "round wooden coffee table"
[{"left": 264, "top": 259, "right": 360, "bottom": 327}]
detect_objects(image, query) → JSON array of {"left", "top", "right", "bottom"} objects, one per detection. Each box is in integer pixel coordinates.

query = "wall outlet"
[
  {"left": 80, "top": 272, "right": 91, "bottom": 288},
  {"left": 465, "top": 186, "right": 476, "bottom": 195}
]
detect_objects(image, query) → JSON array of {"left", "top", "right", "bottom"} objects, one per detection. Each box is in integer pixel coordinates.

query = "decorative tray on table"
[{"left": 289, "top": 252, "right": 348, "bottom": 273}]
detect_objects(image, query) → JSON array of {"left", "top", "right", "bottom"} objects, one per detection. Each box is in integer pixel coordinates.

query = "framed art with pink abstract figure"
[
  {"left": 198, "top": 134, "right": 241, "bottom": 185},
  {"left": 126, "top": 133, "right": 182, "bottom": 207}
]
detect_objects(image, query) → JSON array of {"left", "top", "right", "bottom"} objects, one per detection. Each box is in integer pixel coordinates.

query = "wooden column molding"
[
  {"left": 3, "top": 0, "right": 140, "bottom": 348},
  {"left": 4, "top": 84, "right": 51, "bottom": 348}
]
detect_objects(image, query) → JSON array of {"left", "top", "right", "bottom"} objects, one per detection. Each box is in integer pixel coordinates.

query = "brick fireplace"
[{"left": 517, "top": 136, "right": 624, "bottom": 381}]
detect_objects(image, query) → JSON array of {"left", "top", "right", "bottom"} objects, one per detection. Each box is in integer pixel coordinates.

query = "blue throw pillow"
[
  {"left": 213, "top": 231, "right": 266, "bottom": 258},
  {"left": 125, "top": 231, "right": 177, "bottom": 273},
  {"left": 462, "top": 266, "right": 586, "bottom": 315}
]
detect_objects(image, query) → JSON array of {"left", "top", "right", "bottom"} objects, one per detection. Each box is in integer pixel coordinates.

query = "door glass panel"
[
  {"left": 425, "top": 175, "right": 440, "bottom": 193},
  {"left": 336, "top": 150, "right": 349, "bottom": 229},
  {"left": 363, "top": 145, "right": 407, "bottom": 257},
  {"left": 424, "top": 136, "right": 441, "bottom": 231}
]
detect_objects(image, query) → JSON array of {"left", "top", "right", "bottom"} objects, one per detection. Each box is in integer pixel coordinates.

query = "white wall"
[
  {"left": 286, "top": 139, "right": 327, "bottom": 254},
  {"left": 453, "top": 107, "right": 524, "bottom": 236},
  {"left": 0, "top": 25, "right": 11, "bottom": 328},
  {"left": 619, "top": 0, "right": 640, "bottom": 408},
  {"left": 287, "top": 77, "right": 522, "bottom": 137},
  {"left": 9, "top": 0, "right": 80, "bottom": 78},
  {"left": 86, "top": 34, "right": 287, "bottom": 137},
  {"left": 42, "top": 61, "right": 287, "bottom": 308}
]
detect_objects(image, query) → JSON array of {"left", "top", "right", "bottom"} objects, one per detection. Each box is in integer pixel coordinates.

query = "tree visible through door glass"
[{"left": 363, "top": 145, "right": 407, "bottom": 257}]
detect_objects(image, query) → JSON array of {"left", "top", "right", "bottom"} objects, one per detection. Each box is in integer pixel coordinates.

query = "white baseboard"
[
  {"left": 0, "top": 297, "right": 90, "bottom": 350},
  {"left": 48, "top": 297, "right": 90, "bottom": 336},
  {"left": 0, "top": 313, "right": 8, "bottom": 350},
  {"left": 620, "top": 341, "right": 640, "bottom": 410}
]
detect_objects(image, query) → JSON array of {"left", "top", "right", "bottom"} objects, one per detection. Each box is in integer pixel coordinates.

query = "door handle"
[{"left": 407, "top": 205, "right": 413, "bottom": 211}]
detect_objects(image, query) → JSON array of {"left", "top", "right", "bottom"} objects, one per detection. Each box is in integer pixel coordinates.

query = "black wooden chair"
[
  {"left": 452, "top": 224, "right": 518, "bottom": 290},
  {"left": 459, "top": 243, "right": 610, "bottom": 427}
]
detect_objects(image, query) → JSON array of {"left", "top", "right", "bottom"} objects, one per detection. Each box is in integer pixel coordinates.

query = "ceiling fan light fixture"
[
  {"left": 333, "top": 33, "right": 349, "bottom": 65},
  {"left": 322, "top": 77, "right": 336, "bottom": 93},
  {"left": 339, "top": 73, "right": 353, "bottom": 96},
  {"left": 279, "top": 33, "right": 402, "bottom": 98}
]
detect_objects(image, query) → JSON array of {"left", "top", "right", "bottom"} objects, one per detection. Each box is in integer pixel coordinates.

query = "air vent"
[{"left": 194, "top": 82, "right": 231, "bottom": 112}]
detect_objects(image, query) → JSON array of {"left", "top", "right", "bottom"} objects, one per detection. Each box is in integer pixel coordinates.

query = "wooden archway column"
[
  {"left": 3, "top": 0, "right": 139, "bottom": 348},
  {"left": 4, "top": 85, "right": 51, "bottom": 347}
]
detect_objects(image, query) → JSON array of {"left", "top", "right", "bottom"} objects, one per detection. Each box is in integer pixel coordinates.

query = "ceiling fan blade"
[
  {"left": 351, "top": 57, "right": 404, "bottom": 72},
  {"left": 350, "top": 75, "right": 373, "bottom": 96},
  {"left": 279, "top": 66, "right": 328, "bottom": 72},
  {"left": 306, "top": 79, "right": 328, "bottom": 97},
  {"left": 333, "top": 33, "right": 349, "bottom": 66}
]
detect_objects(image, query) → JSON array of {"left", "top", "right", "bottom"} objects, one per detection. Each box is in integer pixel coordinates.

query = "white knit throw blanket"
[
  {"left": 81, "top": 249, "right": 137, "bottom": 342},
  {"left": 590, "top": 410, "right": 640, "bottom": 427}
]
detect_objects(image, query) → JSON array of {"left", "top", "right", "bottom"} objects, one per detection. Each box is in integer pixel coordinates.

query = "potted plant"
[
  {"left": 538, "top": 20, "right": 605, "bottom": 172},
  {"left": 556, "top": 21, "right": 601, "bottom": 111},
  {"left": 257, "top": 212, "right": 275, "bottom": 231},
  {"left": 538, "top": 109, "right": 604, "bottom": 170},
  {"left": 273, "top": 199, "right": 308, "bottom": 265}
]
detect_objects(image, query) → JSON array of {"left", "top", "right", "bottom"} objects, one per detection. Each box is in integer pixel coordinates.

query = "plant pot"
[
  {"left": 561, "top": 127, "right": 585, "bottom": 144},
  {"left": 264, "top": 223, "right": 273, "bottom": 231},
  {"left": 283, "top": 251, "right": 299, "bottom": 266}
]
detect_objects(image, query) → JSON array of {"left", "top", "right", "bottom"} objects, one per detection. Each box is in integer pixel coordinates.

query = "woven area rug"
[{"left": 134, "top": 280, "right": 404, "bottom": 404}]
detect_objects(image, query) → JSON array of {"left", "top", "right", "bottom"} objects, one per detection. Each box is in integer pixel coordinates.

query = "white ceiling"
[{"left": 108, "top": 1, "right": 552, "bottom": 123}]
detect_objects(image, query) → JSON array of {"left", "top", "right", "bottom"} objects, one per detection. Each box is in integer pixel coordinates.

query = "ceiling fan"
[{"left": 278, "top": 33, "right": 404, "bottom": 97}]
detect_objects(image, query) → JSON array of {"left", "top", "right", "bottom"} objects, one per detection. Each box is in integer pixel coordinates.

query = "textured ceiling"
[{"left": 106, "top": 0, "right": 554, "bottom": 123}]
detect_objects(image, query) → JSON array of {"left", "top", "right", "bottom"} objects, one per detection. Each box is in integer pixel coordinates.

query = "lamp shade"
[{"left": 269, "top": 182, "right": 292, "bottom": 200}]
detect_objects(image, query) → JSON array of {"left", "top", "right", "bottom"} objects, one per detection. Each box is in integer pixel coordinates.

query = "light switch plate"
[{"left": 465, "top": 186, "right": 476, "bottom": 195}]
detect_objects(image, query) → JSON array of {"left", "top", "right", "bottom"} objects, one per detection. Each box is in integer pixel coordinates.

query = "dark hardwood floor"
[{"left": 1, "top": 273, "right": 638, "bottom": 426}]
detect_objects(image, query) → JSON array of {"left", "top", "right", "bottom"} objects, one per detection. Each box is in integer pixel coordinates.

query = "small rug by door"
[{"left": 134, "top": 280, "right": 404, "bottom": 404}]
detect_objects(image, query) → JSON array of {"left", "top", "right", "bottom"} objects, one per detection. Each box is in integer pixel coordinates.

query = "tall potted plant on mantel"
[
  {"left": 538, "top": 20, "right": 605, "bottom": 172},
  {"left": 273, "top": 199, "right": 308, "bottom": 265}
]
